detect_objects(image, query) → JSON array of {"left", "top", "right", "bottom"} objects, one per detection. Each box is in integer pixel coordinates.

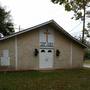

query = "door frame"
[{"left": 39, "top": 48, "right": 54, "bottom": 69}]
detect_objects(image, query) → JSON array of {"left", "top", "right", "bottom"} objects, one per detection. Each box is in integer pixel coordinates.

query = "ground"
[
  {"left": 83, "top": 60, "right": 90, "bottom": 68},
  {"left": 83, "top": 60, "right": 90, "bottom": 64},
  {"left": 0, "top": 69, "right": 90, "bottom": 90}
]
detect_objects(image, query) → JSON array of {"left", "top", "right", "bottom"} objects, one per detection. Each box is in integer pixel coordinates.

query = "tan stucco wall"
[
  {"left": 54, "top": 29, "right": 71, "bottom": 69},
  {"left": 0, "top": 29, "right": 40, "bottom": 70},
  {"left": 17, "top": 29, "right": 39, "bottom": 70},
  {"left": 0, "top": 37, "right": 15, "bottom": 68},
  {"left": 16, "top": 26, "right": 85, "bottom": 69},
  {"left": 52, "top": 27, "right": 84, "bottom": 69},
  {"left": 72, "top": 43, "right": 84, "bottom": 68},
  {"left": 0, "top": 26, "right": 85, "bottom": 70}
]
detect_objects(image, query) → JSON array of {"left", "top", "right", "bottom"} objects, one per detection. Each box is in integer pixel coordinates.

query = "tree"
[
  {"left": 85, "top": 10, "right": 90, "bottom": 38},
  {"left": 51, "top": 0, "right": 90, "bottom": 43},
  {"left": 0, "top": 5, "right": 14, "bottom": 36},
  {"left": 86, "top": 23, "right": 90, "bottom": 37},
  {"left": 87, "top": 23, "right": 90, "bottom": 29}
]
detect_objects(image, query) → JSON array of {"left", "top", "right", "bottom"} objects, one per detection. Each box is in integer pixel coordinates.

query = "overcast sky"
[{"left": 0, "top": 0, "right": 86, "bottom": 36}]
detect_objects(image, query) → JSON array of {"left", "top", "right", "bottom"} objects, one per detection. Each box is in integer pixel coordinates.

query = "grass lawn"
[
  {"left": 83, "top": 60, "right": 90, "bottom": 64},
  {"left": 0, "top": 69, "right": 90, "bottom": 90}
]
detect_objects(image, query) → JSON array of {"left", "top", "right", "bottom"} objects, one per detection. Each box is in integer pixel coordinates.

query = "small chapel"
[{"left": 0, "top": 20, "right": 86, "bottom": 70}]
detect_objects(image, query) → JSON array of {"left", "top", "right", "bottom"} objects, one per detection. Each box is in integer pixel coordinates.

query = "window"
[
  {"left": 1, "top": 49, "right": 10, "bottom": 66},
  {"left": 41, "top": 50, "right": 45, "bottom": 53},
  {"left": 48, "top": 50, "right": 52, "bottom": 53}
]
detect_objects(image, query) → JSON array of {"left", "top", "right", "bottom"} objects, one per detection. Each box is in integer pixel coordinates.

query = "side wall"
[
  {"left": 54, "top": 28, "right": 71, "bottom": 69},
  {"left": 0, "top": 29, "right": 39, "bottom": 70},
  {"left": 52, "top": 27, "right": 84, "bottom": 69},
  {"left": 72, "top": 43, "right": 84, "bottom": 68},
  {"left": 17, "top": 29, "right": 39, "bottom": 70},
  {"left": 0, "top": 37, "right": 15, "bottom": 68}
]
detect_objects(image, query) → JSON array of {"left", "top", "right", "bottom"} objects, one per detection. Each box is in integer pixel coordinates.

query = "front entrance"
[{"left": 39, "top": 49, "right": 54, "bottom": 69}]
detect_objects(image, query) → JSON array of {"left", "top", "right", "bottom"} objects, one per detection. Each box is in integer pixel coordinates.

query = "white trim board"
[
  {"left": 15, "top": 36, "right": 18, "bottom": 70},
  {"left": 70, "top": 42, "right": 72, "bottom": 67}
]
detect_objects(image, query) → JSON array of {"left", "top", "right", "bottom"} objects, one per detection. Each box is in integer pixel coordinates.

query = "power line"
[{"left": 69, "top": 21, "right": 82, "bottom": 33}]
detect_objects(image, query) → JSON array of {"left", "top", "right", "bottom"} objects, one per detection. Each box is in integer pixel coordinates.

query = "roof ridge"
[{"left": 0, "top": 20, "right": 87, "bottom": 48}]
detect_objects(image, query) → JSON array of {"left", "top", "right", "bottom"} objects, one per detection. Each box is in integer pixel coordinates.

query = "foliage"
[
  {"left": 0, "top": 69, "right": 90, "bottom": 90},
  {"left": 51, "top": 0, "right": 90, "bottom": 20},
  {"left": 84, "top": 49, "right": 90, "bottom": 59},
  {"left": 86, "top": 23, "right": 90, "bottom": 37},
  {"left": 84, "top": 60, "right": 90, "bottom": 64},
  {"left": 87, "top": 23, "right": 90, "bottom": 30},
  {"left": 51, "top": 0, "right": 90, "bottom": 42},
  {"left": 86, "top": 10, "right": 90, "bottom": 18},
  {"left": 0, "top": 5, "right": 14, "bottom": 36}
]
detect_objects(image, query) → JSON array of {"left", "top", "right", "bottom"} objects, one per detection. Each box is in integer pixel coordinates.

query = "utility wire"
[
  {"left": 69, "top": 17, "right": 89, "bottom": 33},
  {"left": 69, "top": 21, "right": 82, "bottom": 33}
]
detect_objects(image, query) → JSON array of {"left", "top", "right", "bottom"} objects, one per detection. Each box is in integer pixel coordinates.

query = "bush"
[{"left": 84, "top": 49, "right": 90, "bottom": 59}]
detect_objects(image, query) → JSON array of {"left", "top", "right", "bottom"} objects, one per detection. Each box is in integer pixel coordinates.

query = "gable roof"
[{"left": 0, "top": 20, "right": 87, "bottom": 48}]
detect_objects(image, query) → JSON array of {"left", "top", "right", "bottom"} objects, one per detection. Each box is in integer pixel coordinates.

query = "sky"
[{"left": 0, "top": 0, "right": 87, "bottom": 37}]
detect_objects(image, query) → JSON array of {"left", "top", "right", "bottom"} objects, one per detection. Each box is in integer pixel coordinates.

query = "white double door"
[{"left": 39, "top": 49, "right": 54, "bottom": 69}]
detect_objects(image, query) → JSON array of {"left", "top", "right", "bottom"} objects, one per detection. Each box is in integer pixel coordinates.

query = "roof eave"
[{"left": 0, "top": 20, "right": 87, "bottom": 48}]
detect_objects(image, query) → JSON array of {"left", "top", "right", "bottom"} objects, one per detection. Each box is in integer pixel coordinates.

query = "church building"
[{"left": 0, "top": 20, "right": 86, "bottom": 70}]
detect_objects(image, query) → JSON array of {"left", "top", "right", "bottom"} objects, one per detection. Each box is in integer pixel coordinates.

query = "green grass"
[
  {"left": 0, "top": 69, "right": 90, "bottom": 90},
  {"left": 84, "top": 60, "right": 90, "bottom": 64}
]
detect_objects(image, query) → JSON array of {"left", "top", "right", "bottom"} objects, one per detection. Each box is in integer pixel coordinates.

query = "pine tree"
[{"left": 0, "top": 5, "right": 14, "bottom": 36}]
